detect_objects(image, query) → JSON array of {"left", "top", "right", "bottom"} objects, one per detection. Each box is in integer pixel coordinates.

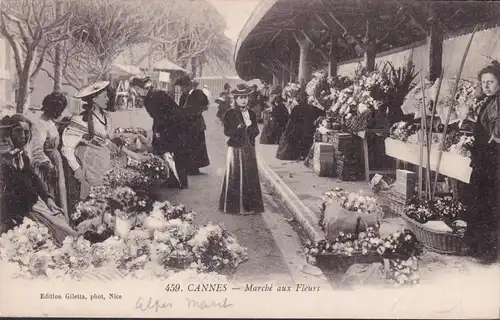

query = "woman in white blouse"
[
  {"left": 60, "top": 81, "right": 117, "bottom": 216},
  {"left": 31, "top": 92, "right": 69, "bottom": 216}
]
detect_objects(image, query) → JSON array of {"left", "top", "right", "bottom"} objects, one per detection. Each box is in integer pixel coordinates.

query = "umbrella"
[{"left": 163, "top": 152, "right": 180, "bottom": 184}]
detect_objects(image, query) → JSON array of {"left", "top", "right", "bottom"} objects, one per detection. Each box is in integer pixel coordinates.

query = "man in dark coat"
[
  {"left": 129, "top": 76, "right": 189, "bottom": 188},
  {"left": 174, "top": 74, "right": 210, "bottom": 175}
]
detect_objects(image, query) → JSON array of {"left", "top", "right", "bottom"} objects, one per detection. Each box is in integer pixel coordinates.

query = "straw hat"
[
  {"left": 74, "top": 81, "right": 110, "bottom": 99},
  {"left": 231, "top": 84, "right": 253, "bottom": 96}
]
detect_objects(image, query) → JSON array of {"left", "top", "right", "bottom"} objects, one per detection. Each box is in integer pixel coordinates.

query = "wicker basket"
[{"left": 399, "top": 212, "right": 467, "bottom": 255}]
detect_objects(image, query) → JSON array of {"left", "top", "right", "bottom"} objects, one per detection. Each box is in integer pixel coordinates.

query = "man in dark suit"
[
  {"left": 129, "top": 76, "right": 189, "bottom": 188},
  {"left": 174, "top": 74, "right": 210, "bottom": 175}
]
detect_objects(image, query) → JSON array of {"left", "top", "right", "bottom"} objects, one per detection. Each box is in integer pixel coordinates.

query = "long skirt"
[
  {"left": 219, "top": 144, "right": 264, "bottom": 215},
  {"left": 30, "top": 197, "right": 78, "bottom": 247},
  {"left": 64, "top": 142, "right": 111, "bottom": 218},
  {"left": 186, "top": 131, "right": 210, "bottom": 170},
  {"left": 259, "top": 118, "right": 285, "bottom": 145},
  {"left": 33, "top": 149, "right": 68, "bottom": 220}
]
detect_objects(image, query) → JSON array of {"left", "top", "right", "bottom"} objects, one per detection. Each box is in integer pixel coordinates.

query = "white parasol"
[{"left": 163, "top": 152, "right": 180, "bottom": 184}]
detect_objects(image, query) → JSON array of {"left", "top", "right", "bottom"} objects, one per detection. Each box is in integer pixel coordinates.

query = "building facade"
[{"left": 0, "top": 35, "right": 14, "bottom": 110}]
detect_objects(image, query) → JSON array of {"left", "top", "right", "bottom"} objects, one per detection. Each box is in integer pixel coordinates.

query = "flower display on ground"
[
  {"left": 1, "top": 202, "right": 249, "bottom": 280},
  {"left": 304, "top": 228, "right": 423, "bottom": 286},
  {"left": 0, "top": 134, "right": 249, "bottom": 281}
]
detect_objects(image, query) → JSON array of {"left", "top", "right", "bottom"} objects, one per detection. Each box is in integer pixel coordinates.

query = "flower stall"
[
  {"left": 306, "top": 63, "right": 417, "bottom": 181},
  {"left": 0, "top": 127, "right": 249, "bottom": 281},
  {"left": 381, "top": 31, "right": 482, "bottom": 255}
]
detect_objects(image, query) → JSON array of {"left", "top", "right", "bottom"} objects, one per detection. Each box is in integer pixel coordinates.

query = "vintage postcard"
[{"left": 0, "top": 0, "right": 499, "bottom": 318}]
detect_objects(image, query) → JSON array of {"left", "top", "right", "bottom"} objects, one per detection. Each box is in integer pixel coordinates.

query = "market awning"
[
  {"left": 151, "top": 59, "right": 187, "bottom": 72},
  {"left": 234, "top": 0, "right": 500, "bottom": 81},
  {"left": 110, "top": 63, "right": 142, "bottom": 76}
]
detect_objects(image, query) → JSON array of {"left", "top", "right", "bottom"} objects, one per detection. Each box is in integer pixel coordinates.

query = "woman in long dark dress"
[
  {"left": 276, "top": 90, "right": 325, "bottom": 160},
  {"left": 259, "top": 85, "right": 289, "bottom": 145},
  {"left": 464, "top": 61, "right": 500, "bottom": 263},
  {"left": 175, "top": 75, "right": 210, "bottom": 175},
  {"left": 219, "top": 84, "right": 264, "bottom": 215},
  {"left": 0, "top": 114, "right": 77, "bottom": 246},
  {"left": 130, "top": 75, "right": 189, "bottom": 189}
]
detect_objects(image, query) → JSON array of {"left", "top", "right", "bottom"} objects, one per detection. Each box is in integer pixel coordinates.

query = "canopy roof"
[{"left": 235, "top": 0, "right": 500, "bottom": 81}]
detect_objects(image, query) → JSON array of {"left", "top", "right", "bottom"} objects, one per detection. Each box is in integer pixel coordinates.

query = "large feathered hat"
[
  {"left": 129, "top": 75, "right": 152, "bottom": 89},
  {"left": 74, "top": 81, "right": 110, "bottom": 99}
]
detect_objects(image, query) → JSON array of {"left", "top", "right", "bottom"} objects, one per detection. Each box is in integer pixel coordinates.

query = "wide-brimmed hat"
[
  {"left": 231, "top": 84, "right": 253, "bottom": 96},
  {"left": 174, "top": 75, "right": 192, "bottom": 87},
  {"left": 74, "top": 81, "right": 110, "bottom": 99},
  {"left": 129, "top": 75, "right": 152, "bottom": 89}
]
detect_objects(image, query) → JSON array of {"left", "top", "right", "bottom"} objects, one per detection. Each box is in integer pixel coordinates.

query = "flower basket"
[{"left": 399, "top": 211, "right": 466, "bottom": 255}]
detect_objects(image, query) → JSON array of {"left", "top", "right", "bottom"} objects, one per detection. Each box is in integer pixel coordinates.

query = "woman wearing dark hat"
[
  {"left": 464, "top": 60, "right": 500, "bottom": 263},
  {"left": 174, "top": 74, "right": 210, "bottom": 175},
  {"left": 0, "top": 114, "right": 78, "bottom": 245},
  {"left": 31, "top": 92, "right": 69, "bottom": 216},
  {"left": 276, "top": 87, "right": 325, "bottom": 160},
  {"left": 219, "top": 84, "right": 264, "bottom": 215},
  {"left": 60, "top": 81, "right": 117, "bottom": 215},
  {"left": 216, "top": 83, "right": 232, "bottom": 122},
  {"left": 259, "top": 84, "right": 289, "bottom": 145}
]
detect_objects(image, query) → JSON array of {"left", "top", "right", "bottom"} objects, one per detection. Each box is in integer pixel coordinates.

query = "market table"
[{"left": 384, "top": 138, "right": 472, "bottom": 184}]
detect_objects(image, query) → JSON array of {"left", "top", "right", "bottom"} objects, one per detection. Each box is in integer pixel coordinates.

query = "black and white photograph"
[{"left": 0, "top": 0, "right": 499, "bottom": 318}]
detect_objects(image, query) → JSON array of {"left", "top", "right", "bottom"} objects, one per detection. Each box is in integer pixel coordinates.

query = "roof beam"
[
  {"left": 375, "top": 16, "right": 409, "bottom": 49},
  {"left": 393, "top": 0, "right": 430, "bottom": 36}
]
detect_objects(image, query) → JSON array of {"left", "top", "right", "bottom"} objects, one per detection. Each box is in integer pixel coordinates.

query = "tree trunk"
[
  {"left": 53, "top": 0, "right": 63, "bottom": 92},
  {"left": 16, "top": 75, "right": 31, "bottom": 114},
  {"left": 190, "top": 56, "right": 197, "bottom": 77}
]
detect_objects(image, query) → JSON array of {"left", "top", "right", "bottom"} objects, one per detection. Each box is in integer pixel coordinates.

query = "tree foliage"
[
  {"left": 0, "top": 0, "right": 71, "bottom": 112},
  {"left": 44, "top": 0, "right": 160, "bottom": 89}
]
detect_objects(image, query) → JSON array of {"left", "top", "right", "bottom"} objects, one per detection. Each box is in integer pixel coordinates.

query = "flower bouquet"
[
  {"left": 114, "top": 127, "right": 148, "bottom": 137},
  {"left": 389, "top": 121, "right": 419, "bottom": 142},
  {"left": 282, "top": 82, "right": 301, "bottom": 108},
  {"left": 329, "top": 69, "right": 389, "bottom": 134},
  {"left": 188, "top": 223, "right": 249, "bottom": 274},
  {"left": 128, "top": 154, "right": 170, "bottom": 185}
]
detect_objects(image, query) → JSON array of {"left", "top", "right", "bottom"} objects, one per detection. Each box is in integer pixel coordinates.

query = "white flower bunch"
[{"left": 448, "top": 135, "right": 474, "bottom": 157}]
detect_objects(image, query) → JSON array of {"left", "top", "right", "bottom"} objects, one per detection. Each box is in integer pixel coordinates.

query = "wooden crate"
[{"left": 313, "top": 142, "right": 335, "bottom": 177}]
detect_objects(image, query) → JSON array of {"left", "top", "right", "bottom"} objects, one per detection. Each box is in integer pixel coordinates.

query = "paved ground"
[{"left": 111, "top": 106, "right": 331, "bottom": 288}]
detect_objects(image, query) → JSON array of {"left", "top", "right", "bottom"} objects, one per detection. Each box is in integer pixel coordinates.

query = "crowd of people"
[
  {"left": 2, "top": 60, "right": 498, "bottom": 263},
  {"left": 0, "top": 73, "right": 273, "bottom": 245}
]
